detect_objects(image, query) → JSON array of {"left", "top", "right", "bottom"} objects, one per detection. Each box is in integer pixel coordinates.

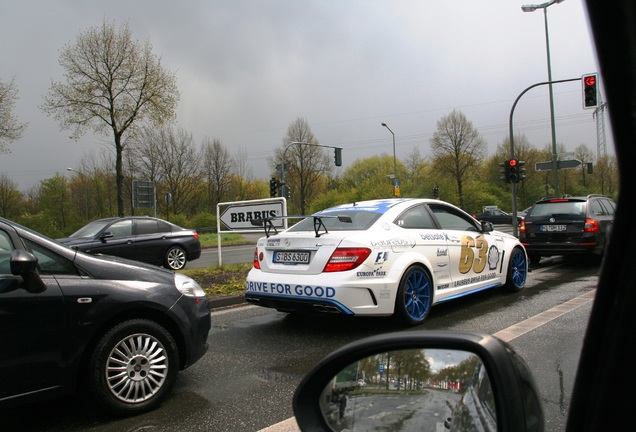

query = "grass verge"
[{"left": 179, "top": 262, "right": 251, "bottom": 297}]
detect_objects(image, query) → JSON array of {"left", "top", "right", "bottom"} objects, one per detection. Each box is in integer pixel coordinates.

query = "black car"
[
  {"left": 473, "top": 207, "right": 521, "bottom": 225},
  {"left": 0, "top": 217, "right": 210, "bottom": 414},
  {"left": 57, "top": 216, "right": 201, "bottom": 270},
  {"left": 519, "top": 194, "right": 615, "bottom": 264}
]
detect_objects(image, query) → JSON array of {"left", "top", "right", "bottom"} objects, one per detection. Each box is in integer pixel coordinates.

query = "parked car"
[
  {"left": 473, "top": 206, "right": 522, "bottom": 225},
  {"left": 518, "top": 194, "right": 615, "bottom": 264},
  {"left": 0, "top": 217, "right": 211, "bottom": 414},
  {"left": 517, "top": 206, "right": 532, "bottom": 219},
  {"left": 57, "top": 216, "right": 201, "bottom": 270},
  {"left": 246, "top": 198, "right": 527, "bottom": 326},
  {"left": 293, "top": 0, "right": 632, "bottom": 430}
]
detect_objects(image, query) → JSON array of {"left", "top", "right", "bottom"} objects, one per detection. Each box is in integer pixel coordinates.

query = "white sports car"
[{"left": 245, "top": 198, "right": 528, "bottom": 325}]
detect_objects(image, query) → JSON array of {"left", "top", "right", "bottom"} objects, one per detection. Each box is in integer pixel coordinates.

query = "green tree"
[
  {"left": 42, "top": 20, "right": 179, "bottom": 217},
  {"left": 0, "top": 173, "right": 24, "bottom": 219},
  {"left": 37, "top": 174, "right": 72, "bottom": 236}
]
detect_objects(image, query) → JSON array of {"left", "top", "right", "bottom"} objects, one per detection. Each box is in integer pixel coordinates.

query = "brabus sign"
[{"left": 220, "top": 201, "right": 285, "bottom": 230}]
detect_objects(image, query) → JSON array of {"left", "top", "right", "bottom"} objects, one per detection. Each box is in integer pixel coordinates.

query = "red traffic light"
[
  {"left": 584, "top": 75, "right": 596, "bottom": 86},
  {"left": 508, "top": 159, "right": 518, "bottom": 167}
]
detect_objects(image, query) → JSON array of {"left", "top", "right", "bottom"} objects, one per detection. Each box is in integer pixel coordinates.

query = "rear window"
[
  {"left": 528, "top": 201, "right": 586, "bottom": 217},
  {"left": 288, "top": 211, "right": 381, "bottom": 232}
]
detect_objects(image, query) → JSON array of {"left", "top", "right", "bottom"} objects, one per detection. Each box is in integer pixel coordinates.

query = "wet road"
[{"left": 1, "top": 256, "right": 598, "bottom": 431}]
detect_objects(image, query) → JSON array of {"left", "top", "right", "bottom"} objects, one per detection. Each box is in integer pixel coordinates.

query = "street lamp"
[
  {"left": 522, "top": 0, "right": 565, "bottom": 195},
  {"left": 381, "top": 122, "right": 398, "bottom": 196},
  {"left": 67, "top": 167, "right": 88, "bottom": 219}
]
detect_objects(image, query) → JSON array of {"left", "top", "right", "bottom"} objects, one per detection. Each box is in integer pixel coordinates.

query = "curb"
[{"left": 208, "top": 295, "right": 246, "bottom": 309}]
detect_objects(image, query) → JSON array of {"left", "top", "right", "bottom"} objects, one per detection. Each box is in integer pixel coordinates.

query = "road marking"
[{"left": 494, "top": 290, "right": 595, "bottom": 342}]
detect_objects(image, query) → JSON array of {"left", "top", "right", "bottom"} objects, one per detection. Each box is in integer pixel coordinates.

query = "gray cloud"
[{"left": 0, "top": 0, "right": 606, "bottom": 190}]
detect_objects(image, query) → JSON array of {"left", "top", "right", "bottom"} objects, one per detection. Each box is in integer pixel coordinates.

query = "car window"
[
  {"left": 156, "top": 220, "right": 172, "bottom": 233},
  {"left": 394, "top": 205, "right": 436, "bottom": 229},
  {"left": 136, "top": 219, "right": 159, "bottom": 235},
  {"left": 107, "top": 219, "right": 133, "bottom": 237},
  {"left": 22, "top": 238, "right": 78, "bottom": 275},
  {"left": 529, "top": 201, "right": 585, "bottom": 217},
  {"left": 589, "top": 200, "right": 605, "bottom": 216},
  {"left": 288, "top": 211, "right": 381, "bottom": 232},
  {"left": 0, "top": 230, "right": 15, "bottom": 275},
  {"left": 429, "top": 204, "right": 477, "bottom": 231},
  {"left": 599, "top": 199, "right": 615, "bottom": 215}
]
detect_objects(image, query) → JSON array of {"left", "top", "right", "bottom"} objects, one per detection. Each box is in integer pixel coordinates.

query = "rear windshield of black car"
[
  {"left": 529, "top": 201, "right": 586, "bottom": 217},
  {"left": 288, "top": 211, "right": 381, "bottom": 232}
]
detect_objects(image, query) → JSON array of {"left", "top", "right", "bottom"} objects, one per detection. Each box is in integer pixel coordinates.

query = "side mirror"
[
  {"left": 293, "top": 331, "right": 544, "bottom": 432},
  {"left": 10, "top": 249, "right": 46, "bottom": 293},
  {"left": 100, "top": 231, "right": 114, "bottom": 242},
  {"left": 481, "top": 221, "right": 494, "bottom": 232}
]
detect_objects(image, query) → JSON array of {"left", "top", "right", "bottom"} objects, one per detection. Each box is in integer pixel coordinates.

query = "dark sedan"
[
  {"left": 473, "top": 208, "right": 522, "bottom": 225},
  {"left": 0, "top": 217, "right": 210, "bottom": 414},
  {"left": 58, "top": 216, "right": 201, "bottom": 270}
]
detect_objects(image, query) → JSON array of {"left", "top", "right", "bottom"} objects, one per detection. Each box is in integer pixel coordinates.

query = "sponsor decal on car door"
[{"left": 446, "top": 232, "right": 500, "bottom": 291}]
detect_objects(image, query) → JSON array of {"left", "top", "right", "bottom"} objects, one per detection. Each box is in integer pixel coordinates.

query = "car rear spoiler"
[{"left": 250, "top": 215, "right": 352, "bottom": 238}]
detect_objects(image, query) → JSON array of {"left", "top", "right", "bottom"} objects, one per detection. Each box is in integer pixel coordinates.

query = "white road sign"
[{"left": 219, "top": 201, "right": 285, "bottom": 230}]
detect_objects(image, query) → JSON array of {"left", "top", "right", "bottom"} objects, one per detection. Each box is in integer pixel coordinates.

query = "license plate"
[
  {"left": 273, "top": 251, "right": 310, "bottom": 264},
  {"left": 540, "top": 224, "right": 566, "bottom": 232}
]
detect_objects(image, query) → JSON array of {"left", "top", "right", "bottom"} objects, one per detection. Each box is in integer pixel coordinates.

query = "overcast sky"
[{"left": 0, "top": 0, "right": 605, "bottom": 191}]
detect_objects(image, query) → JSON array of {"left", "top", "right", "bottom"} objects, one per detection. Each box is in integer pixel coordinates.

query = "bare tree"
[
  {"left": 153, "top": 127, "right": 202, "bottom": 216},
  {"left": 0, "top": 78, "right": 27, "bottom": 152},
  {"left": 273, "top": 117, "right": 330, "bottom": 214},
  {"left": 430, "top": 110, "right": 486, "bottom": 209},
  {"left": 574, "top": 143, "right": 595, "bottom": 187},
  {"left": 201, "top": 137, "right": 234, "bottom": 211},
  {"left": 41, "top": 20, "right": 179, "bottom": 216},
  {"left": 233, "top": 147, "right": 254, "bottom": 201}
]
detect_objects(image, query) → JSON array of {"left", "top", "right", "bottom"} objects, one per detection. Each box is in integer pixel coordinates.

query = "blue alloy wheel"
[
  {"left": 505, "top": 247, "right": 527, "bottom": 292},
  {"left": 396, "top": 266, "right": 432, "bottom": 326}
]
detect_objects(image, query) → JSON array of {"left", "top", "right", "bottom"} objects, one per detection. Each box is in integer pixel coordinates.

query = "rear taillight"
[
  {"left": 193, "top": 232, "right": 199, "bottom": 240},
  {"left": 253, "top": 247, "right": 261, "bottom": 269},
  {"left": 519, "top": 220, "right": 526, "bottom": 234},
  {"left": 584, "top": 218, "right": 599, "bottom": 232},
  {"left": 323, "top": 248, "right": 372, "bottom": 272}
]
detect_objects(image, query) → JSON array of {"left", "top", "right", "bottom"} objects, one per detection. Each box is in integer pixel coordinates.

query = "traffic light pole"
[
  {"left": 508, "top": 77, "right": 581, "bottom": 236},
  {"left": 281, "top": 141, "right": 343, "bottom": 198}
]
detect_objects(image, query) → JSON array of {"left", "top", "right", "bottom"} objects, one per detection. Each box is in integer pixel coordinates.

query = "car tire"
[
  {"left": 528, "top": 253, "right": 541, "bottom": 265},
  {"left": 165, "top": 246, "right": 187, "bottom": 270},
  {"left": 394, "top": 265, "right": 433, "bottom": 326},
  {"left": 87, "top": 319, "right": 179, "bottom": 414},
  {"left": 504, "top": 247, "right": 527, "bottom": 292}
]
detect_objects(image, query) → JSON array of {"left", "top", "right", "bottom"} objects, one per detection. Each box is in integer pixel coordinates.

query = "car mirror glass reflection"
[{"left": 318, "top": 348, "right": 495, "bottom": 432}]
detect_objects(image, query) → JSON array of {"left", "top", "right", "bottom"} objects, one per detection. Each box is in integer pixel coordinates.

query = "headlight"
[{"left": 174, "top": 273, "right": 206, "bottom": 298}]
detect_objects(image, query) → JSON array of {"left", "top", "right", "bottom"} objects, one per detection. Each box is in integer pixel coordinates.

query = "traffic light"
[
  {"left": 508, "top": 159, "right": 519, "bottom": 183},
  {"left": 432, "top": 186, "right": 439, "bottom": 199},
  {"left": 582, "top": 74, "right": 598, "bottom": 109},
  {"left": 499, "top": 161, "right": 510, "bottom": 183},
  {"left": 269, "top": 178, "right": 278, "bottom": 197},
  {"left": 516, "top": 160, "right": 526, "bottom": 182},
  {"left": 334, "top": 148, "right": 342, "bottom": 166}
]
